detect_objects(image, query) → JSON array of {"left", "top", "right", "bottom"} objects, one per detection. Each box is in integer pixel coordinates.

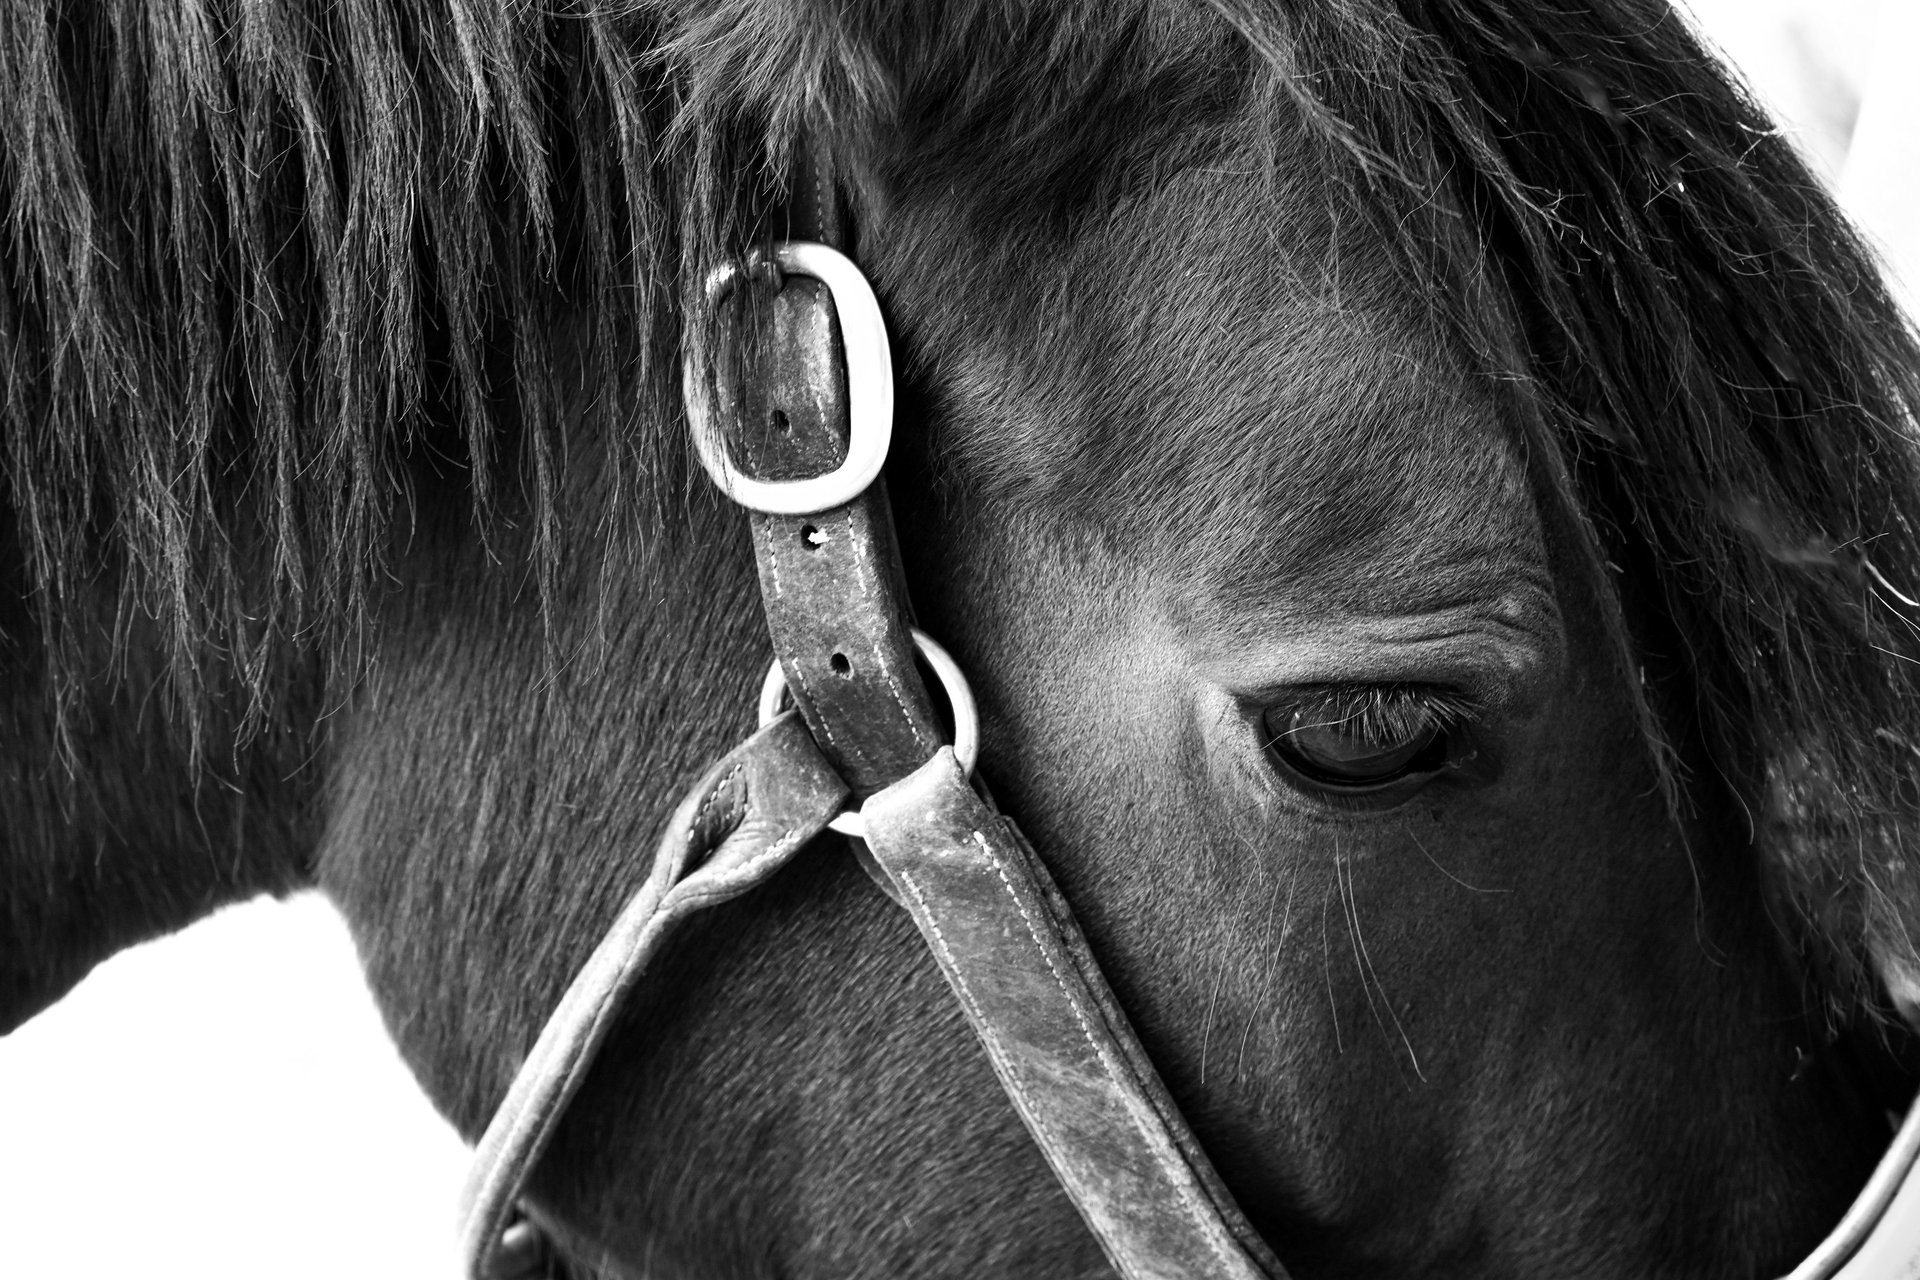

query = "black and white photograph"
[{"left": 3, "top": 2, "right": 1918, "bottom": 1276}]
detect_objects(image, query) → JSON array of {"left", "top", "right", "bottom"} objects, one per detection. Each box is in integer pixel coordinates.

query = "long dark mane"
[{"left": 6, "top": 0, "right": 1919, "bottom": 1016}]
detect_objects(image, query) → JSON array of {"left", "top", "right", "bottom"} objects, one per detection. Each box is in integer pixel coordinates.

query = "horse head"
[{"left": 3, "top": 1, "right": 1918, "bottom": 1275}]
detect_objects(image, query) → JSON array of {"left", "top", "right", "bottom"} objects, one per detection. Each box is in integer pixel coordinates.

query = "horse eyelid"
[{"left": 1263, "top": 683, "right": 1484, "bottom": 738}]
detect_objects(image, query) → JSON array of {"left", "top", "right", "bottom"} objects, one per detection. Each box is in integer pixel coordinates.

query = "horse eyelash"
[{"left": 1272, "top": 684, "right": 1482, "bottom": 744}]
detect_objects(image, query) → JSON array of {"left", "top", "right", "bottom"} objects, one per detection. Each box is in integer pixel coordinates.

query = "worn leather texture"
[
  {"left": 864, "top": 750, "right": 1287, "bottom": 1280},
  {"left": 717, "top": 148, "right": 943, "bottom": 796},
  {"left": 458, "top": 713, "right": 849, "bottom": 1279}
]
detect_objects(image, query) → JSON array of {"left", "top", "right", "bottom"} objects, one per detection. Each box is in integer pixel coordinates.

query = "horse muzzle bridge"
[{"left": 454, "top": 150, "right": 1920, "bottom": 1279}]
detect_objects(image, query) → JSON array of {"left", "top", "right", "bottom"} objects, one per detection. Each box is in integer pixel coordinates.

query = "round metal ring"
[{"left": 757, "top": 628, "right": 979, "bottom": 838}]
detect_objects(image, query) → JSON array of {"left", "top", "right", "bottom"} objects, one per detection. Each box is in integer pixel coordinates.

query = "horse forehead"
[
  {"left": 1168, "top": 306, "right": 1545, "bottom": 628},
  {"left": 1080, "top": 174, "right": 1547, "bottom": 625},
  {"left": 906, "top": 164, "right": 1546, "bottom": 621}
]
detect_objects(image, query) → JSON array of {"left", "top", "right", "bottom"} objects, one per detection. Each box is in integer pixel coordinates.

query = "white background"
[{"left": 2, "top": 4, "right": 1913, "bottom": 1276}]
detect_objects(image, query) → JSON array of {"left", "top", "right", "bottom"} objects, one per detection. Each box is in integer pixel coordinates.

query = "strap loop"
[{"left": 758, "top": 626, "right": 980, "bottom": 837}]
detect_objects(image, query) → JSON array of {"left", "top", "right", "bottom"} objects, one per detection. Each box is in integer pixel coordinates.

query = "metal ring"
[
  {"left": 684, "top": 241, "right": 893, "bottom": 516},
  {"left": 756, "top": 628, "right": 979, "bottom": 838}
]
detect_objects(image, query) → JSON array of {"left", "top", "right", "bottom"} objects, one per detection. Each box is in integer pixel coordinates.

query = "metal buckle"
[
  {"left": 684, "top": 240, "right": 893, "bottom": 516},
  {"left": 757, "top": 627, "right": 979, "bottom": 839}
]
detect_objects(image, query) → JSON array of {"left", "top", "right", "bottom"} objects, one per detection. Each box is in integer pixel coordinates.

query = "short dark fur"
[{"left": 8, "top": 0, "right": 1918, "bottom": 1023}]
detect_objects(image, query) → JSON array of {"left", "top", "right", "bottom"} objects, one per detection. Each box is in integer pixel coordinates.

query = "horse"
[{"left": 5, "top": 0, "right": 1920, "bottom": 1274}]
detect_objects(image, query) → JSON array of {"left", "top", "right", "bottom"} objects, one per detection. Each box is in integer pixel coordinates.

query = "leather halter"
[
  {"left": 459, "top": 141, "right": 1280, "bottom": 1279},
  {"left": 455, "top": 144, "right": 1920, "bottom": 1279}
]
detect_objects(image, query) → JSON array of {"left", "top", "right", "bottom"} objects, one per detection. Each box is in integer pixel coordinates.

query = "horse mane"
[
  {"left": 3, "top": 0, "right": 673, "bottom": 730},
  {"left": 5, "top": 0, "right": 1919, "bottom": 1015}
]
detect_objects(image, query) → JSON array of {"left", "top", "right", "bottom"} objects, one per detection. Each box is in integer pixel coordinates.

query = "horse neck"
[{"left": 0, "top": 582, "right": 319, "bottom": 1032}]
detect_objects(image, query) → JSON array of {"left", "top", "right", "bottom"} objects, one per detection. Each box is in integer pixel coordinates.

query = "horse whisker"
[
  {"left": 1406, "top": 829, "right": 1511, "bottom": 894},
  {"left": 1865, "top": 557, "right": 1920, "bottom": 609},
  {"left": 1230, "top": 841, "right": 1276, "bottom": 1080},
  {"left": 1234, "top": 844, "right": 1298, "bottom": 1079},
  {"left": 1200, "top": 956, "right": 1228, "bottom": 1085},
  {"left": 1320, "top": 882, "right": 1342, "bottom": 1054},
  {"left": 1336, "top": 853, "right": 1393, "bottom": 1071},
  {"left": 1341, "top": 852, "right": 1426, "bottom": 1084}
]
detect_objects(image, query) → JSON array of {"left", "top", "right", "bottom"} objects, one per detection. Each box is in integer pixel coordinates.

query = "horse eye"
[{"left": 1260, "top": 699, "right": 1451, "bottom": 790}]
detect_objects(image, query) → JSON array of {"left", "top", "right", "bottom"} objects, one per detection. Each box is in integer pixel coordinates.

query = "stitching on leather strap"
[
  {"left": 847, "top": 509, "right": 935, "bottom": 752},
  {"left": 972, "top": 830, "right": 1104, "bottom": 1066},
  {"left": 765, "top": 518, "right": 788, "bottom": 599},
  {"left": 893, "top": 865, "right": 1005, "bottom": 1083},
  {"left": 967, "top": 828, "right": 1241, "bottom": 1273},
  {"left": 672, "top": 819, "right": 813, "bottom": 914},
  {"left": 689, "top": 763, "right": 745, "bottom": 842}
]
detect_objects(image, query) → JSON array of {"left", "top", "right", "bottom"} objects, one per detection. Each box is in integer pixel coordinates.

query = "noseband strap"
[{"left": 459, "top": 714, "right": 848, "bottom": 1276}]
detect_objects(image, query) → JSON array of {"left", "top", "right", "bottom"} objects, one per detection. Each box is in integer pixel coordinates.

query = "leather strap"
[
  {"left": 458, "top": 714, "right": 849, "bottom": 1279},
  {"left": 863, "top": 750, "right": 1285, "bottom": 1280},
  {"left": 723, "top": 142, "right": 942, "bottom": 796}
]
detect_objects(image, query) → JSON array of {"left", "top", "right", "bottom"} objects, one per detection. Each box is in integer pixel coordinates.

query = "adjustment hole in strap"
[
  {"left": 770, "top": 408, "right": 791, "bottom": 436},
  {"left": 756, "top": 627, "right": 979, "bottom": 840},
  {"left": 800, "top": 523, "right": 826, "bottom": 549}
]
